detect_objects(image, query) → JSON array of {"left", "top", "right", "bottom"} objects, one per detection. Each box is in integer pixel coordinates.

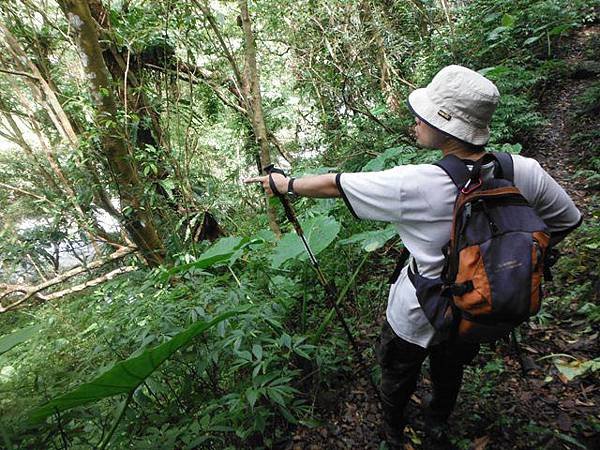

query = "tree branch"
[
  {"left": 0, "top": 67, "right": 39, "bottom": 81},
  {"left": 144, "top": 63, "right": 247, "bottom": 115},
  {"left": 41, "top": 266, "right": 137, "bottom": 302},
  {"left": 0, "top": 182, "right": 48, "bottom": 201},
  {"left": 0, "top": 246, "right": 136, "bottom": 312},
  {"left": 191, "top": 0, "right": 244, "bottom": 89}
]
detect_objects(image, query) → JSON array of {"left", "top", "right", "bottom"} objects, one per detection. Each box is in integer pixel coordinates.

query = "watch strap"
[{"left": 287, "top": 177, "right": 296, "bottom": 196}]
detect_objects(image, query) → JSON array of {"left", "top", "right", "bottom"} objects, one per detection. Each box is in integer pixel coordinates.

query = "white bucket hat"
[{"left": 407, "top": 65, "right": 500, "bottom": 146}]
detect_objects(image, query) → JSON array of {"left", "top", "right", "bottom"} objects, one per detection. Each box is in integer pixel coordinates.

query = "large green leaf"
[
  {"left": 271, "top": 215, "right": 340, "bottom": 268},
  {"left": 29, "top": 307, "right": 248, "bottom": 423},
  {"left": 338, "top": 225, "right": 397, "bottom": 252},
  {"left": 0, "top": 325, "right": 40, "bottom": 357},
  {"left": 164, "top": 236, "right": 249, "bottom": 278}
]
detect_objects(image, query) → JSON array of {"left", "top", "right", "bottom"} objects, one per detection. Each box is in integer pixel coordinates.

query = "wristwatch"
[{"left": 287, "top": 177, "right": 297, "bottom": 198}]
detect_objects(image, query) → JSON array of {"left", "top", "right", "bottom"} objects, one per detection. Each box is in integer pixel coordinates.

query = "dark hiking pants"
[{"left": 376, "top": 320, "right": 480, "bottom": 432}]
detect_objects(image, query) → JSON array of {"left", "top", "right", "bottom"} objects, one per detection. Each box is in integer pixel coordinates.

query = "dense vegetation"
[{"left": 0, "top": 1, "right": 598, "bottom": 449}]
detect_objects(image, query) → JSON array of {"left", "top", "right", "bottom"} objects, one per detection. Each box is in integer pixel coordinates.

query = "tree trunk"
[
  {"left": 238, "top": 0, "right": 281, "bottom": 237},
  {"left": 87, "top": 0, "right": 210, "bottom": 221},
  {"left": 57, "top": 0, "right": 165, "bottom": 266}
]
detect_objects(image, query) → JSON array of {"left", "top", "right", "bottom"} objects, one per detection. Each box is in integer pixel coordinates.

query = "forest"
[{"left": 0, "top": 0, "right": 598, "bottom": 449}]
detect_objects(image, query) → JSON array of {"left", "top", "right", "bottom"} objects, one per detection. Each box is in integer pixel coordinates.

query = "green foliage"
[
  {"left": 481, "top": 65, "right": 547, "bottom": 143},
  {"left": 166, "top": 236, "right": 251, "bottom": 277},
  {"left": 29, "top": 308, "right": 247, "bottom": 423},
  {"left": 1, "top": 0, "right": 598, "bottom": 448},
  {"left": 338, "top": 225, "right": 398, "bottom": 253},
  {"left": 0, "top": 325, "right": 40, "bottom": 357},
  {"left": 271, "top": 215, "right": 340, "bottom": 268}
]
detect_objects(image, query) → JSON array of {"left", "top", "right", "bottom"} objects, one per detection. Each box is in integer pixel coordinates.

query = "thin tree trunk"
[
  {"left": 0, "top": 31, "right": 125, "bottom": 251},
  {"left": 0, "top": 21, "right": 79, "bottom": 146},
  {"left": 57, "top": 0, "right": 165, "bottom": 266},
  {"left": 238, "top": 0, "right": 281, "bottom": 237}
]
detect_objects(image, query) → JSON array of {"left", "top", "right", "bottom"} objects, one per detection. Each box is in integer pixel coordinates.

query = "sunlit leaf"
[
  {"left": 270, "top": 215, "right": 340, "bottom": 268},
  {"left": 554, "top": 357, "right": 600, "bottom": 381},
  {"left": 338, "top": 225, "right": 397, "bottom": 252},
  {"left": 501, "top": 14, "right": 515, "bottom": 28},
  {"left": 165, "top": 236, "right": 250, "bottom": 277}
]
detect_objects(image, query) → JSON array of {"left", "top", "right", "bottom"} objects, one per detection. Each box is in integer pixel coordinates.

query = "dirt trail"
[
  {"left": 284, "top": 25, "right": 599, "bottom": 450},
  {"left": 525, "top": 25, "right": 600, "bottom": 215}
]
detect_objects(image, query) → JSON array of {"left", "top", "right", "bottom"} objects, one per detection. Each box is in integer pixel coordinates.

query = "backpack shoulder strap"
[
  {"left": 491, "top": 152, "right": 514, "bottom": 182},
  {"left": 433, "top": 154, "right": 470, "bottom": 188}
]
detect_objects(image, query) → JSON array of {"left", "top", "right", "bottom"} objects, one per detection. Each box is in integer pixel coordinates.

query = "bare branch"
[
  {"left": 0, "top": 182, "right": 48, "bottom": 201},
  {"left": 41, "top": 266, "right": 137, "bottom": 302},
  {"left": 0, "top": 67, "right": 40, "bottom": 81},
  {"left": 0, "top": 246, "right": 137, "bottom": 312},
  {"left": 267, "top": 131, "right": 292, "bottom": 164}
]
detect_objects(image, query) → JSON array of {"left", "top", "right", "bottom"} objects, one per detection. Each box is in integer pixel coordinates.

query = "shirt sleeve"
[
  {"left": 512, "top": 155, "right": 582, "bottom": 233},
  {"left": 337, "top": 167, "right": 404, "bottom": 222}
]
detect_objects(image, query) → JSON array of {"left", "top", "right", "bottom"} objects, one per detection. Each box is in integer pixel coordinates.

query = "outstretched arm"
[{"left": 244, "top": 173, "right": 340, "bottom": 198}]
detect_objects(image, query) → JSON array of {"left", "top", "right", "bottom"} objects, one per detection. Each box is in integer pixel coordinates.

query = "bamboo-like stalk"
[
  {"left": 312, "top": 253, "right": 370, "bottom": 343},
  {"left": 98, "top": 391, "right": 134, "bottom": 450}
]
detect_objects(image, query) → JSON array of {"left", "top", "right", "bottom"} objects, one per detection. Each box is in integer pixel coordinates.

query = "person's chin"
[{"left": 415, "top": 138, "right": 433, "bottom": 149}]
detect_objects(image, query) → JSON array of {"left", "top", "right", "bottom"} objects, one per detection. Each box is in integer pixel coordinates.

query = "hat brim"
[{"left": 407, "top": 89, "right": 491, "bottom": 146}]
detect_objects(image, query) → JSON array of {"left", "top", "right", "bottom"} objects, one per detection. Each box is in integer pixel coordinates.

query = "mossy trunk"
[{"left": 58, "top": 0, "right": 165, "bottom": 266}]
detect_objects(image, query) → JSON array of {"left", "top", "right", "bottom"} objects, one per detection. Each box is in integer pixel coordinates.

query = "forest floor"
[{"left": 284, "top": 25, "right": 600, "bottom": 450}]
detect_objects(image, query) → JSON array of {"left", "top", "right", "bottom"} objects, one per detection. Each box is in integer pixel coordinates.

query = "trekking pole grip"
[
  {"left": 262, "top": 164, "right": 304, "bottom": 235},
  {"left": 263, "top": 164, "right": 286, "bottom": 197}
]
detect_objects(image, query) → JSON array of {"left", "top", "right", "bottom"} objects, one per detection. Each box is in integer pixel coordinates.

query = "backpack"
[{"left": 406, "top": 152, "right": 550, "bottom": 343}]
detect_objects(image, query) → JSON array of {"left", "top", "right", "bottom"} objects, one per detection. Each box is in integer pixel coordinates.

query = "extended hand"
[{"left": 244, "top": 173, "right": 288, "bottom": 196}]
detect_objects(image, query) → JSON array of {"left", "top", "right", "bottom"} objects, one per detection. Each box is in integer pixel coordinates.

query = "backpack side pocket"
[{"left": 453, "top": 244, "right": 492, "bottom": 316}]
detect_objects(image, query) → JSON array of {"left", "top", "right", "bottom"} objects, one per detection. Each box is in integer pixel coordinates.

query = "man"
[{"left": 245, "top": 65, "right": 581, "bottom": 448}]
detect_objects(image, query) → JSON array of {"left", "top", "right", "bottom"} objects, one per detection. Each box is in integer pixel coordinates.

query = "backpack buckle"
[
  {"left": 461, "top": 177, "right": 482, "bottom": 194},
  {"left": 445, "top": 281, "right": 474, "bottom": 296}
]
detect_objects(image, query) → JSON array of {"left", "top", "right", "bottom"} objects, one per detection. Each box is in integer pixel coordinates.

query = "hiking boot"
[
  {"left": 422, "top": 395, "right": 456, "bottom": 450},
  {"left": 382, "top": 421, "right": 407, "bottom": 450}
]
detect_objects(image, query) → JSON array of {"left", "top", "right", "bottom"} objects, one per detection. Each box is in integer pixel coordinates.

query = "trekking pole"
[{"left": 263, "top": 164, "right": 380, "bottom": 400}]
